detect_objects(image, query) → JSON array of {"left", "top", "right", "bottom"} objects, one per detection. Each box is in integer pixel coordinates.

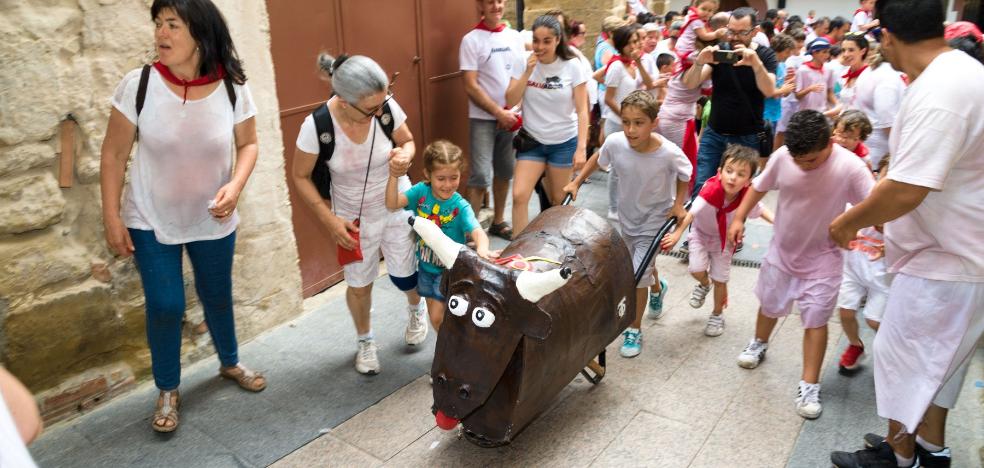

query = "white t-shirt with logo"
[
  {"left": 884, "top": 50, "right": 984, "bottom": 283},
  {"left": 602, "top": 60, "right": 645, "bottom": 122},
  {"left": 111, "top": 67, "right": 257, "bottom": 244},
  {"left": 295, "top": 97, "right": 411, "bottom": 220},
  {"left": 459, "top": 27, "right": 525, "bottom": 120},
  {"left": 512, "top": 54, "right": 587, "bottom": 145},
  {"left": 598, "top": 133, "right": 691, "bottom": 237}
]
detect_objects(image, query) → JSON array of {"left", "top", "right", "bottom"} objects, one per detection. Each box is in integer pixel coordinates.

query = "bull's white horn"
[
  {"left": 408, "top": 216, "right": 462, "bottom": 268},
  {"left": 516, "top": 267, "right": 572, "bottom": 303}
]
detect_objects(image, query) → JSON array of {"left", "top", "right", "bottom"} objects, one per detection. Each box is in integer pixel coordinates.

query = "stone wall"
[{"left": 0, "top": 0, "right": 303, "bottom": 424}]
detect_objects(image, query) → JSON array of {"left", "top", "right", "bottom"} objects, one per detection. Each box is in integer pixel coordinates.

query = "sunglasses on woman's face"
[{"left": 352, "top": 92, "right": 394, "bottom": 118}]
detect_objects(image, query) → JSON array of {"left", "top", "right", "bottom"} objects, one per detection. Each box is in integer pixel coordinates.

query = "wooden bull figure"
[{"left": 408, "top": 205, "right": 636, "bottom": 447}]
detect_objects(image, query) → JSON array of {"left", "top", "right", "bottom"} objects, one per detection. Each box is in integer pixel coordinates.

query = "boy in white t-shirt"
[
  {"left": 728, "top": 110, "right": 873, "bottom": 420},
  {"left": 850, "top": 0, "right": 878, "bottom": 33},
  {"left": 459, "top": 0, "right": 526, "bottom": 239},
  {"left": 660, "top": 145, "right": 773, "bottom": 337},
  {"left": 564, "top": 90, "right": 691, "bottom": 358},
  {"left": 795, "top": 38, "right": 837, "bottom": 115}
]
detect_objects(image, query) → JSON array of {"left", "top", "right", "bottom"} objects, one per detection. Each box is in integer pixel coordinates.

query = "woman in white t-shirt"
[
  {"left": 100, "top": 0, "right": 265, "bottom": 434},
  {"left": 291, "top": 54, "right": 424, "bottom": 376},
  {"left": 831, "top": 34, "right": 870, "bottom": 113},
  {"left": 505, "top": 15, "right": 589, "bottom": 237}
]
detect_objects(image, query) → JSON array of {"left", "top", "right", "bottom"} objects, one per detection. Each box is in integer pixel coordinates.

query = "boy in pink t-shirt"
[
  {"left": 727, "top": 110, "right": 873, "bottom": 420},
  {"left": 661, "top": 145, "right": 773, "bottom": 337},
  {"left": 795, "top": 38, "right": 838, "bottom": 116}
]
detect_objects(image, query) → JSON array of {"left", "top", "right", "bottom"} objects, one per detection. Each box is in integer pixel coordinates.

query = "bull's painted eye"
[
  {"left": 471, "top": 307, "right": 495, "bottom": 328},
  {"left": 448, "top": 295, "right": 469, "bottom": 316}
]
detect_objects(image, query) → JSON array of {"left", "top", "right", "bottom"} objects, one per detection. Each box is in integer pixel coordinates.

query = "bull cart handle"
[
  {"left": 632, "top": 200, "right": 693, "bottom": 286},
  {"left": 561, "top": 193, "right": 574, "bottom": 206}
]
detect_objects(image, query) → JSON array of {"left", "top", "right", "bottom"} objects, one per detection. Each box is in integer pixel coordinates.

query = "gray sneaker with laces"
[
  {"left": 795, "top": 380, "right": 822, "bottom": 419},
  {"left": 405, "top": 302, "right": 428, "bottom": 346},
  {"left": 355, "top": 339, "right": 380, "bottom": 375},
  {"left": 737, "top": 338, "right": 768, "bottom": 369}
]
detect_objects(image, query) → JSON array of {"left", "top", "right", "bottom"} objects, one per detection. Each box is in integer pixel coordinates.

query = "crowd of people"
[{"left": 4, "top": 0, "right": 982, "bottom": 467}]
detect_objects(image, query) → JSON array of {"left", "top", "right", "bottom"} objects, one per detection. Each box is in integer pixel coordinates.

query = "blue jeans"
[
  {"left": 416, "top": 268, "right": 445, "bottom": 301},
  {"left": 516, "top": 136, "right": 578, "bottom": 168},
  {"left": 692, "top": 126, "right": 760, "bottom": 199},
  {"left": 130, "top": 229, "right": 239, "bottom": 390}
]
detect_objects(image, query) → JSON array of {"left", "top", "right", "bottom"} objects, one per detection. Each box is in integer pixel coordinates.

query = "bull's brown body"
[{"left": 431, "top": 205, "right": 636, "bottom": 447}]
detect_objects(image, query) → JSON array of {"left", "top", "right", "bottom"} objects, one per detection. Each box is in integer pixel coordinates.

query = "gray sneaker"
[
  {"left": 795, "top": 380, "right": 822, "bottom": 419},
  {"left": 704, "top": 314, "right": 725, "bottom": 337},
  {"left": 689, "top": 283, "right": 711, "bottom": 308},
  {"left": 355, "top": 339, "right": 380, "bottom": 375},
  {"left": 405, "top": 302, "right": 428, "bottom": 346}
]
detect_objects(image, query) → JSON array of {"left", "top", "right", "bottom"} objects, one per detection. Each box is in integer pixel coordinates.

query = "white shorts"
[
  {"left": 836, "top": 249, "right": 892, "bottom": 322},
  {"left": 873, "top": 274, "right": 984, "bottom": 432},
  {"left": 341, "top": 209, "right": 417, "bottom": 288},
  {"left": 623, "top": 233, "right": 658, "bottom": 288},
  {"left": 687, "top": 233, "right": 733, "bottom": 283},
  {"left": 776, "top": 101, "right": 799, "bottom": 132},
  {"left": 754, "top": 259, "right": 841, "bottom": 329}
]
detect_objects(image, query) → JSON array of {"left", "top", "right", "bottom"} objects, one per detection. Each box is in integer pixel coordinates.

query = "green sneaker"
[
  {"left": 648, "top": 279, "right": 668, "bottom": 319},
  {"left": 619, "top": 328, "right": 642, "bottom": 358}
]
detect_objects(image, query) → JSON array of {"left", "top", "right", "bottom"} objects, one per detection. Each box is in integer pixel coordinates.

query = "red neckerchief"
[
  {"left": 821, "top": 34, "right": 836, "bottom": 44},
  {"left": 842, "top": 64, "right": 867, "bottom": 80},
  {"left": 853, "top": 141, "right": 869, "bottom": 158},
  {"left": 679, "top": 7, "right": 703, "bottom": 39},
  {"left": 804, "top": 60, "right": 825, "bottom": 72},
  {"left": 153, "top": 61, "right": 225, "bottom": 104},
  {"left": 698, "top": 174, "right": 747, "bottom": 252},
  {"left": 604, "top": 54, "right": 634, "bottom": 75},
  {"left": 901, "top": 74, "right": 910, "bottom": 85},
  {"left": 854, "top": 8, "right": 868, "bottom": 16},
  {"left": 475, "top": 20, "right": 506, "bottom": 33}
]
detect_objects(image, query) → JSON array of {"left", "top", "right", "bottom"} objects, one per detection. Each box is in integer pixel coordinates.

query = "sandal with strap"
[
  {"left": 488, "top": 222, "right": 513, "bottom": 241},
  {"left": 151, "top": 390, "right": 179, "bottom": 433},
  {"left": 219, "top": 364, "right": 267, "bottom": 392}
]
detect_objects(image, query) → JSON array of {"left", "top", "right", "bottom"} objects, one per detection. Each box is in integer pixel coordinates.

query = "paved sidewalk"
[{"left": 29, "top": 171, "right": 984, "bottom": 467}]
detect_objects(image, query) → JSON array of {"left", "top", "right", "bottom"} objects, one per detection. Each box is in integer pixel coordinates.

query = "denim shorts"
[
  {"left": 417, "top": 268, "right": 445, "bottom": 301},
  {"left": 517, "top": 135, "right": 578, "bottom": 168}
]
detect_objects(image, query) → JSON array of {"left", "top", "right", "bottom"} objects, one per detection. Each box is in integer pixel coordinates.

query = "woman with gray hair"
[{"left": 291, "top": 53, "right": 425, "bottom": 375}]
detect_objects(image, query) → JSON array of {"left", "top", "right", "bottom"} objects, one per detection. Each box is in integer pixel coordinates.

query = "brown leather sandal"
[
  {"left": 151, "top": 390, "right": 179, "bottom": 433},
  {"left": 219, "top": 364, "right": 267, "bottom": 392}
]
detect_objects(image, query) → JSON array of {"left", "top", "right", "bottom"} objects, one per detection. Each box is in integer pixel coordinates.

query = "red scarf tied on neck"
[
  {"left": 475, "top": 20, "right": 506, "bottom": 33},
  {"left": 842, "top": 64, "right": 867, "bottom": 80},
  {"left": 153, "top": 61, "right": 225, "bottom": 104},
  {"left": 698, "top": 174, "right": 747, "bottom": 252},
  {"left": 804, "top": 60, "right": 825, "bottom": 72},
  {"left": 604, "top": 54, "right": 634, "bottom": 74}
]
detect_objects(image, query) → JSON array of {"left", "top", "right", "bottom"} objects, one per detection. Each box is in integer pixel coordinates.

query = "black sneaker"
[
  {"left": 831, "top": 441, "right": 918, "bottom": 467},
  {"left": 863, "top": 434, "right": 951, "bottom": 467}
]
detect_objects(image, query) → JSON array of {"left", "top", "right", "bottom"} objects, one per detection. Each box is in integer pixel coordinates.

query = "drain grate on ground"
[{"left": 660, "top": 249, "right": 762, "bottom": 269}]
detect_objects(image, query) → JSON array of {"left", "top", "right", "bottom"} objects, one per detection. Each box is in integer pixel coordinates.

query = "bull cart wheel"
[{"left": 579, "top": 351, "right": 606, "bottom": 385}]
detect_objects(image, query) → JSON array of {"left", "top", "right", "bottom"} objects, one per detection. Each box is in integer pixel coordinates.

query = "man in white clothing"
[{"left": 828, "top": 0, "right": 984, "bottom": 466}]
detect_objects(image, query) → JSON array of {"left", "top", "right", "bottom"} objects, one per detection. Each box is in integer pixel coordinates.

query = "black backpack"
[
  {"left": 309, "top": 100, "right": 396, "bottom": 199},
  {"left": 135, "top": 64, "right": 236, "bottom": 117}
]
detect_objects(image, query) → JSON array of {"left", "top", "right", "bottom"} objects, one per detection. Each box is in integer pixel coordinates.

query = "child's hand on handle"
[
  {"left": 660, "top": 230, "right": 682, "bottom": 251},
  {"left": 668, "top": 203, "right": 688, "bottom": 222},
  {"left": 561, "top": 181, "right": 580, "bottom": 201}
]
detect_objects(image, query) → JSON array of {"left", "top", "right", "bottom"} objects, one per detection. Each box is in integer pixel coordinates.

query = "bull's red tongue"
[{"left": 435, "top": 410, "right": 459, "bottom": 430}]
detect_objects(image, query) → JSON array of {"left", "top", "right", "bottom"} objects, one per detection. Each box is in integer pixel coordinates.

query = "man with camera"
[{"left": 681, "top": 7, "right": 778, "bottom": 196}]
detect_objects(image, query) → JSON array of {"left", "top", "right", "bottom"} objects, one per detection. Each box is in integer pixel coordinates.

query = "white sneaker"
[
  {"left": 355, "top": 339, "right": 380, "bottom": 375},
  {"left": 689, "top": 283, "right": 711, "bottom": 308},
  {"left": 405, "top": 302, "right": 428, "bottom": 346},
  {"left": 795, "top": 381, "right": 822, "bottom": 419},
  {"left": 607, "top": 210, "right": 619, "bottom": 222},
  {"left": 704, "top": 314, "right": 725, "bottom": 337},
  {"left": 737, "top": 338, "right": 768, "bottom": 369}
]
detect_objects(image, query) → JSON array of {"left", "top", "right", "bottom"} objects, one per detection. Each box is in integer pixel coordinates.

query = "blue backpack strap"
[{"left": 310, "top": 102, "right": 334, "bottom": 199}]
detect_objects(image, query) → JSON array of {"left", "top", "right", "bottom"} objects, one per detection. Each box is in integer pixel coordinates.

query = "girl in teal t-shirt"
[{"left": 385, "top": 140, "right": 492, "bottom": 333}]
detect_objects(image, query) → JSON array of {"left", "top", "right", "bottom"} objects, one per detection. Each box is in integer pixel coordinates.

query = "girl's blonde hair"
[{"left": 423, "top": 140, "right": 466, "bottom": 174}]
